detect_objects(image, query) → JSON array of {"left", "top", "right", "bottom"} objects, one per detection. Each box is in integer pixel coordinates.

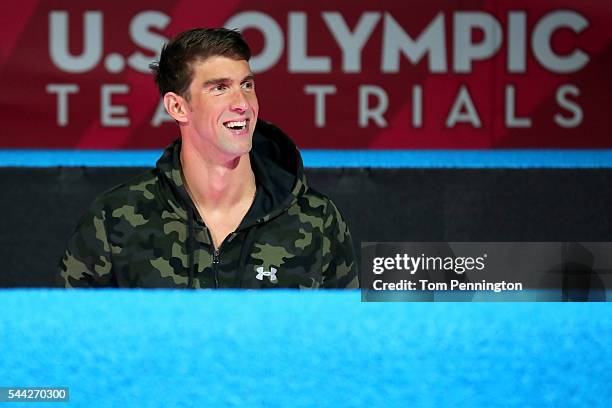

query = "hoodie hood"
[{"left": 154, "top": 119, "right": 308, "bottom": 228}]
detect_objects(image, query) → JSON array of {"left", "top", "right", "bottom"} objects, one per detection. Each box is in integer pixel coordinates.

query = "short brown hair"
[{"left": 149, "top": 28, "right": 251, "bottom": 100}]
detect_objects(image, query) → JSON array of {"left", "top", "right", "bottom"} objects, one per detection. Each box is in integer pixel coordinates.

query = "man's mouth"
[{"left": 223, "top": 119, "right": 249, "bottom": 132}]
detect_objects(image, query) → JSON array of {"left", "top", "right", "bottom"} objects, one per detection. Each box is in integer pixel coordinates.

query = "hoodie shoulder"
[
  {"left": 92, "top": 168, "right": 162, "bottom": 211},
  {"left": 291, "top": 185, "right": 340, "bottom": 233},
  {"left": 296, "top": 186, "right": 333, "bottom": 213}
]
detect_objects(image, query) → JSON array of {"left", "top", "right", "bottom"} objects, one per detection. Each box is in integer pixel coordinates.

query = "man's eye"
[
  {"left": 213, "top": 84, "right": 227, "bottom": 92},
  {"left": 242, "top": 81, "right": 254, "bottom": 90}
]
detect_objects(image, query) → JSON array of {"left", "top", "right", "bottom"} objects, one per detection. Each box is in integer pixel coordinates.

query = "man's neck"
[{"left": 180, "top": 137, "right": 256, "bottom": 212}]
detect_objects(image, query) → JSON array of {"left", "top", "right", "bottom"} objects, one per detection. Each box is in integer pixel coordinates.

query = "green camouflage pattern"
[{"left": 58, "top": 124, "right": 358, "bottom": 289}]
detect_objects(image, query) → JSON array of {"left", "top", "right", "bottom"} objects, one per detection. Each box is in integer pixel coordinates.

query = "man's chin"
[{"left": 222, "top": 140, "right": 253, "bottom": 159}]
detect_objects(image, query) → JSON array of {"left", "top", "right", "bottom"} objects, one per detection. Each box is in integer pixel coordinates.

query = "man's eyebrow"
[
  {"left": 202, "top": 77, "right": 231, "bottom": 87},
  {"left": 202, "top": 74, "right": 255, "bottom": 87},
  {"left": 242, "top": 74, "right": 255, "bottom": 82}
]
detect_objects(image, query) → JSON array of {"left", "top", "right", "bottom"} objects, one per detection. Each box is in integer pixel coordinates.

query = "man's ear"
[{"left": 163, "top": 92, "right": 189, "bottom": 123}]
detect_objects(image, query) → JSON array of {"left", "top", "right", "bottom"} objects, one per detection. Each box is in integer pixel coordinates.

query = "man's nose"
[{"left": 230, "top": 90, "right": 249, "bottom": 113}]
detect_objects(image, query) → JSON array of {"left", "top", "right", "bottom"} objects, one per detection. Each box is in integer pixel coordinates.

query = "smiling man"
[{"left": 57, "top": 28, "right": 358, "bottom": 289}]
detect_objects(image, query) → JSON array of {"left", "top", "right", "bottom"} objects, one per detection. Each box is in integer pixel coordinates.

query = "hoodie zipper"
[
  {"left": 212, "top": 248, "right": 220, "bottom": 288},
  {"left": 204, "top": 227, "right": 222, "bottom": 288}
]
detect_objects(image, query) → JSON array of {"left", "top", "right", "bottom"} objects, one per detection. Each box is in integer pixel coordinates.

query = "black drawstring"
[
  {"left": 187, "top": 208, "right": 195, "bottom": 288},
  {"left": 234, "top": 223, "right": 260, "bottom": 288}
]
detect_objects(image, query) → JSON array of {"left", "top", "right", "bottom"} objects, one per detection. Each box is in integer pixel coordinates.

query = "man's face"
[{"left": 184, "top": 56, "right": 258, "bottom": 161}]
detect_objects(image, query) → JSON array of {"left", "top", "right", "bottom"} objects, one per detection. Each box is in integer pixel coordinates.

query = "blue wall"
[{"left": 1, "top": 290, "right": 610, "bottom": 406}]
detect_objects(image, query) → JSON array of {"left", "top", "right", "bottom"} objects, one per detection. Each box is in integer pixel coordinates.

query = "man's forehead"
[{"left": 191, "top": 56, "right": 253, "bottom": 79}]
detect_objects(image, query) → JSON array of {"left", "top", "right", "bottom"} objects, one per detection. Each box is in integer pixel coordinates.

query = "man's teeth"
[{"left": 225, "top": 120, "right": 247, "bottom": 130}]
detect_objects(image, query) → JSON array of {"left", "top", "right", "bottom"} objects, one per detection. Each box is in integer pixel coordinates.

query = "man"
[{"left": 58, "top": 28, "right": 358, "bottom": 288}]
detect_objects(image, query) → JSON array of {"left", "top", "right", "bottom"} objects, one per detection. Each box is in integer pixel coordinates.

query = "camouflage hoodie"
[{"left": 58, "top": 120, "right": 358, "bottom": 289}]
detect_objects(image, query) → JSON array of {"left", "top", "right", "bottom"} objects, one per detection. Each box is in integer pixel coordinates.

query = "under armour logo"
[{"left": 255, "top": 266, "right": 278, "bottom": 283}]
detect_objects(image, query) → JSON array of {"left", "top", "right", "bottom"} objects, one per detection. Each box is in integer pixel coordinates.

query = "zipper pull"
[{"left": 213, "top": 249, "right": 220, "bottom": 264}]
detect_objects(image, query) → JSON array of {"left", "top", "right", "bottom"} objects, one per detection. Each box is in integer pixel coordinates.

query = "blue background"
[{"left": 1, "top": 290, "right": 610, "bottom": 407}]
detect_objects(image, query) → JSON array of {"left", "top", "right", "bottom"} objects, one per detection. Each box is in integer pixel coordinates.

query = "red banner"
[{"left": 1, "top": 0, "right": 611, "bottom": 148}]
